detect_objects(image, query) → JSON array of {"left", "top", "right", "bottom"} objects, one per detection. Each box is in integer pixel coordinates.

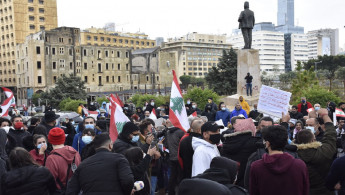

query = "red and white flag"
[
  {"left": 307, "top": 108, "right": 314, "bottom": 113},
  {"left": 169, "top": 70, "right": 190, "bottom": 132},
  {"left": 335, "top": 108, "right": 345, "bottom": 118},
  {"left": 0, "top": 87, "right": 15, "bottom": 117},
  {"left": 191, "top": 111, "right": 197, "bottom": 117},
  {"left": 149, "top": 108, "right": 157, "bottom": 120},
  {"left": 82, "top": 105, "right": 89, "bottom": 117},
  {"left": 115, "top": 93, "right": 124, "bottom": 107},
  {"left": 108, "top": 94, "right": 130, "bottom": 141}
]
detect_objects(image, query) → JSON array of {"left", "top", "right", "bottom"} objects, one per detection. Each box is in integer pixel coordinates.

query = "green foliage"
[
  {"left": 292, "top": 86, "right": 341, "bottom": 107},
  {"left": 64, "top": 99, "right": 86, "bottom": 112},
  {"left": 179, "top": 75, "right": 205, "bottom": 89},
  {"left": 130, "top": 94, "right": 170, "bottom": 107},
  {"left": 183, "top": 87, "right": 220, "bottom": 110},
  {"left": 278, "top": 71, "right": 297, "bottom": 91},
  {"left": 336, "top": 67, "right": 345, "bottom": 95},
  {"left": 291, "top": 62, "right": 319, "bottom": 103},
  {"left": 205, "top": 48, "right": 237, "bottom": 95},
  {"left": 31, "top": 93, "right": 41, "bottom": 106},
  {"left": 58, "top": 97, "right": 72, "bottom": 110},
  {"left": 40, "top": 74, "right": 87, "bottom": 108},
  {"left": 96, "top": 96, "right": 110, "bottom": 106}
]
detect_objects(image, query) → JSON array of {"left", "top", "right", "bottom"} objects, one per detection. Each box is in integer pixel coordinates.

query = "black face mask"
[{"left": 209, "top": 133, "right": 221, "bottom": 145}]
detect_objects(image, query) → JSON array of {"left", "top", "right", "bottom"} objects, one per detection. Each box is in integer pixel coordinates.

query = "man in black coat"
[
  {"left": 178, "top": 118, "right": 204, "bottom": 179},
  {"left": 66, "top": 133, "right": 134, "bottom": 195}
]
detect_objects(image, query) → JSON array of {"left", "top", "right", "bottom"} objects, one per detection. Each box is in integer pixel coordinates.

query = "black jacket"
[
  {"left": 201, "top": 111, "right": 216, "bottom": 122},
  {"left": 7, "top": 129, "right": 30, "bottom": 148},
  {"left": 66, "top": 148, "right": 134, "bottom": 195},
  {"left": 178, "top": 132, "right": 202, "bottom": 179},
  {"left": 130, "top": 155, "right": 152, "bottom": 195},
  {"left": 1, "top": 165, "right": 56, "bottom": 195},
  {"left": 221, "top": 131, "right": 260, "bottom": 187},
  {"left": 113, "top": 135, "right": 141, "bottom": 155},
  {"left": 166, "top": 127, "right": 185, "bottom": 161}
]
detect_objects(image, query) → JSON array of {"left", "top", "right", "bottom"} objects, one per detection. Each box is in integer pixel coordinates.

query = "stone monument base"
[{"left": 222, "top": 94, "right": 259, "bottom": 110}]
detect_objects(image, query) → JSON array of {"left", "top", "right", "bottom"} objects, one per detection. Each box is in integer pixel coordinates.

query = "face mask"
[
  {"left": 124, "top": 107, "right": 128, "bottom": 110},
  {"left": 14, "top": 122, "right": 24, "bottom": 130},
  {"left": 209, "top": 133, "right": 221, "bottom": 145},
  {"left": 82, "top": 136, "right": 93, "bottom": 144},
  {"left": 37, "top": 143, "right": 46, "bottom": 149},
  {"left": 161, "top": 108, "right": 165, "bottom": 111},
  {"left": 143, "top": 106, "right": 146, "bottom": 110},
  {"left": 221, "top": 107, "right": 226, "bottom": 111},
  {"left": 192, "top": 105, "right": 196, "bottom": 109},
  {"left": 85, "top": 124, "right": 94, "bottom": 129},
  {"left": 2, "top": 126, "right": 10, "bottom": 134},
  {"left": 71, "top": 121, "right": 75, "bottom": 125},
  {"left": 131, "top": 135, "right": 139, "bottom": 143},
  {"left": 187, "top": 101, "right": 191, "bottom": 104},
  {"left": 306, "top": 126, "right": 315, "bottom": 134},
  {"left": 315, "top": 107, "right": 320, "bottom": 111},
  {"left": 301, "top": 100, "right": 306, "bottom": 103},
  {"left": 208, "top": 100, "right": 212, "bottom": 104},
  {"left": 240, "top": 99, "right": 243, "bottom": 102},
  {"left": 151, "top": 102, "right": 155, "bottom": 106}
]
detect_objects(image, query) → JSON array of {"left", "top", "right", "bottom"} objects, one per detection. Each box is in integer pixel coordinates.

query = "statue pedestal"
[{"left": 223, "top": 49, "right": 261, "bottom": 109}]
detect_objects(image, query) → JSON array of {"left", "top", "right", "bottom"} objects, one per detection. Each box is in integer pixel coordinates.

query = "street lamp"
[{"left": 314, "top": 61, "right": 322, "bottom": 71}]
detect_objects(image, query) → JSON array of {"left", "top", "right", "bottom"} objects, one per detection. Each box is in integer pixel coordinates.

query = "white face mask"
[
  {"left": 306, "top": 126, "right": 315, "bottom": 134},
  {"left": 151, "top": 102, "right": 155, "bottom": 106},
  {"left": 1, "top": 126, "right": 10, "bottom": 134}
]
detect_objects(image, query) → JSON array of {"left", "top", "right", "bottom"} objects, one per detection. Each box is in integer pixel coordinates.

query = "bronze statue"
[{"left": 238, "top": 1, "right": 255, "bottom": 49}]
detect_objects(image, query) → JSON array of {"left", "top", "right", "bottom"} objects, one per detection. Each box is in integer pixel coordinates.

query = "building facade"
[
  {"left": 0, "top": 0, "right": 57, "bottom": 90},
  {"left": 307, "top": 28, "right": 339, "bottom": 59},
  {"left": 229, "top": 30, "right": 285, "bottom": 74},
  {"left": 80, "top": 27, "right": 156, "bottom": 50},
  {"left": 284, "top": 33, "right": 308, "bottom": 71},
  {"left": 161, "top": 32, "right": 232, "bottom": 79},
  {"left": 277, "top": 0, "right": 294, "bottom": 26}
]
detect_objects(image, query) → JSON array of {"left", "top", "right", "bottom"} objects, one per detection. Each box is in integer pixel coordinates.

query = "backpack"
[{"left": 51, "top": 152, "right": 77, "bottom": 195}]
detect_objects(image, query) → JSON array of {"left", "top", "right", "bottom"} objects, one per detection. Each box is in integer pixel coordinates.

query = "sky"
[{"left": 57, "top": 0, "right": 345, "bottom": 49}]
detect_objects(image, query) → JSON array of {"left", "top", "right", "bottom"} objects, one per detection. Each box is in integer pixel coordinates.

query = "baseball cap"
[{"left": 201, "top": 121, "right": 224, "bottom": 134}]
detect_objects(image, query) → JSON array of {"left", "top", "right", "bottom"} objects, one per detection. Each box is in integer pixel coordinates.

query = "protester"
[
  {"left": 297, "top": 97, "right": 313, "bottom": 116},
  {"left": 192, "top": 121, "right": 222, "bottom": 177},
  {"left": 0, "top": 118, "right": 11, "bottom": 129},
  {"left": 248, "top": 103, "right": 260, "bottom": 120},
  {"left": 336, "top": 119, "right": 345, "bottom": 137},
  {"left": 37, "top": 111, "right": 60, "bottom": 135},
  {"left": 7, "top": 115, "right": 30, "bottom": 148},
  {"left": 295, "top": 108, "right": 336, "bottom": 195},
  {"left": 0, "top": 129, "right": 8, "bottom": 177},
  {"left": 45, "top": 127, "right": 81, "bottom": 192},
  {"left": 239, "top": 96, "right": 250, "bottom": 115},
  {"left": 292, "top": 120, "right": 304, "bottom": 139},
  {"left": 80, "top": 129, "right": 96, "bottom": 160},
  {"left": 305, "top": 117, "right": 325, "bottom": 142},
  {"left": 1, "top": 147, "right": 56, "bottom": 194},
  {"left": 189, "top": 102, "right": 201, "bottom": 116},
  {"left": 215, "top": 103, "right": 231, "bottom": 127},
  {"left": 178, "top": 178, "right": 231, "bottom": 195},
  {"left": 136, "top": 107, "right": 145, "bottom": 121},
  {"left": 326, "top": 155, "right": 345, "bottom": 194},
  {"left": 290, "top": 105, "right": 304, "bottom": 120},
  {"left": 145, "top": 99, "right": 156, "bottom": 113},
  {"left": 230, "top": 103, "right": 248, "bottom": 119},
  {"left": 204, "top": 97, "right": 218, "bottom": 112},
  {"left": 29, "top": 134, "right": 49, "bottom": 166},
  {"left": 201, "top": 104, "right": 216, "bottom": 122},
  {"left": 178, "top": 118, "right": 204, "bottom": 179},
  {"left": 66, "top": 133, "right": 134, "bottom": 195},
  {"left": 27, "top": 117, "right": 40, "bottom": 134},
  {"left": 255, "top": 116, "right": 274, "bottom": 137},
  {"left": 250, "top": 125, "right": 309, "bottom": 195}
]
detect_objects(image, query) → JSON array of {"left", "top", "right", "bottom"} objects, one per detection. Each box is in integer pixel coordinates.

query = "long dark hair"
[
  {"left": 124, "top": 147, "right": 144, "bottom": 166},
  {"left": 9, "top": 147, "right": 39, "bottom": 169}
]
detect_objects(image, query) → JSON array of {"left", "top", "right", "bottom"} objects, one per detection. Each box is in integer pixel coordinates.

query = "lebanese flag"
[
  {"left": 169, "top": 70, "right": 190, "bottom": 132},
  {"left": 0, "top": 87, "right": 14, "bottom": 117},
  {"left": 82, "top": 105, "right": 89, "bottom": 117},
  {"left": 115, "top": 93, "right": 124, "bottom": 107},
  {"left": 149, "top": 108, "right": 157, "bottom": 120},
  {"left": 108, "top": 94, "right": 130, "bottom": 141},
  {"left": 88, "top": 110, "right": 99, "bottom": 120},
  {"left": 307, "top": 108, "right": 314, "bottom": 113},
  {"left": 335, "top": 108, "right": 345, "bottom": 118},
  {"left": 191, "top": 111, "right": 197, "bottom": 117}
]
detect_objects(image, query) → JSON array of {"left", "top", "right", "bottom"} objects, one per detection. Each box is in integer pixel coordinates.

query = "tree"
[
  {"left": 40, "top": 74, "right": 87, "bottom": 108},
  {"left": 336, "top": 67, "right": 345, "bottom": 95},
  {"left": 291, "top": 62, "right": 318, "bottom": 103},
  {"left": 293, "top": 85, "right": 341, "bottom": 107},
  {"left": 205, "top": 48, "right": 237, "bottom": 95},
  {"left": 278, "top": 71, "right": 297, "bottom": 90},
  {"left": 179, "top": 75, "right": 193, "bottom": 89},
  {"left": 183, "top": 87, "right": 220, "bottom": 111}
]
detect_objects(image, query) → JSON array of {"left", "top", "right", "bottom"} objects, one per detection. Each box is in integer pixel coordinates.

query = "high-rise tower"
[{"left": 277, "top": 0, "right": 294, "bottom": 26}]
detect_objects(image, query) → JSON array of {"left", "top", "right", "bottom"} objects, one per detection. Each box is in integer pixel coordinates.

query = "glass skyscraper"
[{"left": 277, "top": 0, "right": 294, "bottom": 26}]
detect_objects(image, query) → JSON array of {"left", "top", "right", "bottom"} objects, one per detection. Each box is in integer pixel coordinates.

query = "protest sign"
[{"left": 257, "top": 85, "right": 291, "bottom": 118}]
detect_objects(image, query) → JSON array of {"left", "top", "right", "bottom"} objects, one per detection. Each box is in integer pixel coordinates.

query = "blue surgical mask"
[
  {"left": 302, "top": 100, "right": 306, "bottom": 103},
  {"left": 221, "top": 107, "right": 226, "bottom": 111},
  {"left": 306, "top": 126, "right": 315, "bottom": 134},
  {"left": 82, "top": 136, "right": 93, "bottom": 144},
  {"left": 37, "top": 143, "right": 45, "bottom": 149},
  {"left": 192, "top": 105, "right": 196, "bottom": 109},
  {"left": 85, "top": 124, "right": 94, "bottom": 129},
  {"left": 131, "top": 135, "right": 139, "bottom": 143},
  {"left": 187, "top": 101, "right": 191, "bottom": 104},
  {"left": 151, "top": 102, "right": 155, "bottom": 106},
  {"left": 315, "top": 107, "right": 320, "bottom": 111}
]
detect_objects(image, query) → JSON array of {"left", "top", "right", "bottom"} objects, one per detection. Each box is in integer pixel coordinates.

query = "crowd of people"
[{"left": 0, "top": 95, "right": 345, "bottom": 195}]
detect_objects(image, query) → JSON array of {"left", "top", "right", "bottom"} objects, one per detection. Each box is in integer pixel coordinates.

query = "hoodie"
[
  {"left": 250, "top": 153, "right": 309, "bottom": 195},
  {"left": 45, "top": 146, "right": 81, "bottom": 189},
  {"left": 191, "top": 137, "right": 220, "bottom": 177},
  {"left": 239, "top": 96, "right": 250, "bottom": 115},
  {"left": 230, "top": 107, "right": 248, "bottom": 119}
]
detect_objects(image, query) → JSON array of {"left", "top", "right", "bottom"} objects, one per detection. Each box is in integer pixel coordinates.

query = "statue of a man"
[{"left": 238, "top": 1, "right": 255, "bottom": 49}]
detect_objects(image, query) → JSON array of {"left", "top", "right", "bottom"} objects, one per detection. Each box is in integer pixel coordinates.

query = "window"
[
  {"left": 59, "top": 38, "right": 63, "bottom": 43},
  {"left": 87, "top": 36, "right": 91, "bottom": 40},
  {"left": 59, "top": 59, "right": 65, "bottom": 67},
  {"left": 69, "top": 49, "right": 72, "bottom": 55},
  {"left": 118, "top": 76, "right": 121, "bottom": 82},
  {"left": 106, "top": 76, "right": 109, "bottom": 82},
  {"left": 113, "top": 38, "right": 116, "bottom": 43},
  {"left": 52, "top": 48, "right": 56, "bottom": 55},
  {"left": 53, "top": 62, "right": 56, "bottom": 69},
  {"left": 70, "top": 62, "right": 73, "bottom": 69},
  {"left": 28, "top": 0, "right": 33, "bottom": 2},
  {"left": 37, "top": 61, "right": 41, "bottom": 69},
  {"left": 112, "top": 76, "right": 115, "bottom": 83},
  {"left": 38, "top": 76, "right": 42, "bottom": 84},
  {"left": 106, "top": 63, "right": 108, "bottom": 70},
  {"left": 126, "top": 52, "right": 129, "bottom": 58},
  {"left": 30, "top": 25, "right": 35, "bottom": 30},
  {"left": 29, "top": 16, "right": 34, "bottom": 21},
  {"left": 117, "top": 63, "right": 120, "bottom": 70},
  {"left": 84, "top": 76, "right": 88, "bottom": 83},
  {"left": 28, "top": 7, "right": 34, "bottom": 12},
  {"left": 45, "top": 47, "right": 49, "bottom": 54},
  {"left": 40, "top": 26, "right": 45, "bottom": 31},
  {"left": 105, "top": 50, "right": 108, "bottom": 57},
  {"left": 152, "top": 53, "right": 156, "bottom": 57},
  {"left": 84, "top": 63, "right": 87, "bottom": 69},
  {"left": 157, "top": 76, "right": 159, "bottom": 81},
  {"left": 94, "top": 36, "right": 98, "bottom": 41},
  {"left": 59, "top": 47, "right": 64, "bottom": 54},
  {"left": 39, "top": 0, "right": 43, "bottom": 4},
  {"left": 83, "top": 49, "right": 87, "bottom": 56},
  {"left": 39, "top": 17, "right": 44, "bottom": 22},
  {"left": 39, "top": 8, "right": 44, "bottom": 13},
  {"left": 100, "top": 37, "right": 104, "bottom": 41},
  {"left": 36, "top": 46, "right": 40, "bottom": 54},
  {"left": 146, "top": 76, "right": 149, "bottom": 81},
  {"left": 126, "top": 64, "right": 129, "bottom": 70},
  {"left": 98, "top": 63, "right": 102, "bottom": 72},
  {"left": 98, "top": 76, "right": 102, "bottom": 85},
  {"left": 117, "top": 51, "right": 120, "bottom": 57},
  {"left": 53, "top": 76, "right": 56, "bottom": 83}
]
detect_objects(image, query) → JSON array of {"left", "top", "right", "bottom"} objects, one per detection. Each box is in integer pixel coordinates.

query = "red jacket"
[
  {"left": 29, "top": 149, "right": 49, "bottom": 166},
  {"left": 297, "top": 102, "right": 313, "bottom": 113},
  {"left": 45, "top": 146, "right": 81, "bottom": 189}
]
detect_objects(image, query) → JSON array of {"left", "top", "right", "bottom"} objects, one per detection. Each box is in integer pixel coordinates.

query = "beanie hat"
[
  {"left": 210, "top": 157, "right": 239, "bottom": 183},
  {"left": 120, "top": 122, "right": 139, "bottom": 138},
  {"left": 48, "top": 127, "right": 65, "bottom": 145},
  {"left": 233, "top": 118, "right": 256, "bottom": 135}
]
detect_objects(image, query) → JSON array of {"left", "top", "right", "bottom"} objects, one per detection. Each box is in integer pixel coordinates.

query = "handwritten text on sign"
[{"left": 257, "top": 85, "right": 291, "bottom": 118}]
